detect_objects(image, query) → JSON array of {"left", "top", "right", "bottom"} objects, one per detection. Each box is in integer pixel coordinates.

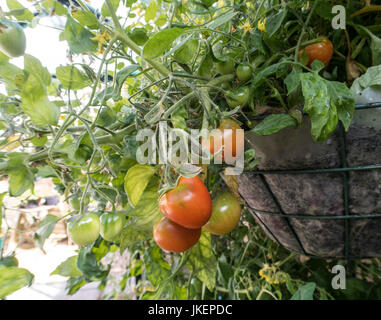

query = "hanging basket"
[{"left": 238, "top": 104, "right": 381, "bottom": 260}]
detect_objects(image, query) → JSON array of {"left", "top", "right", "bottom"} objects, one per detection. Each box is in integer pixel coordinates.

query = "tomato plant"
[
  {"left": 204, "top": 191, "right": 241, "bottom": 235},
  {"left": 159, "top": 176, "right": 212, "bottom": 229},
  {"left": 153, "top": 217, "right": 201, "bottom": 253}
]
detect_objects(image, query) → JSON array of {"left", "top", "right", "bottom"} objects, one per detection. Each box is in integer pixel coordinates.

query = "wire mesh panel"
[{"left": 240, "top": 103, "right": 381, "bottom": 260}]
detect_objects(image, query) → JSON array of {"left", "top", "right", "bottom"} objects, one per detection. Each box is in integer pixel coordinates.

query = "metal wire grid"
[{"left": 243, "top": 103, "right": 381, "bottom": 260}]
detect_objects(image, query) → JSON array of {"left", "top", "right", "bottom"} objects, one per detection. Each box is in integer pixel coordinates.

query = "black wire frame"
[{"left": 243, "top": 103, "right": 381, "bottom": 260}]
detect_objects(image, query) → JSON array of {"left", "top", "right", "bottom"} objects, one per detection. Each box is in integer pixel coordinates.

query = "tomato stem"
[
  {"left": 105, "top": 0, "right": 170, "bottom": 77},
  {"left": 350, "top": 5, "right": 381, "bottom": 18}
]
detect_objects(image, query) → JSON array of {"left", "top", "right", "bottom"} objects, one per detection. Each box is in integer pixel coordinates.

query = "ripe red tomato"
[
  {"left": 153, "top": 217, "right": 201, "bottom": 252},
  {"left": 204, "top": 192, "right": 241, "bottom": 235},
  {"left": 202, "top": 119, "right": 245, "bottom": 163},
  {"left": 159, "top": 176, "right": 212, "bottom": 229},
  {"left": 298, "top": 37, "right": 333, "bottom": 68}
]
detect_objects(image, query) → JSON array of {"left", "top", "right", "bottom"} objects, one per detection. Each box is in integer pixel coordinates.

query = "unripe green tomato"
[
  {"left": 67, "top": 213, "right": 100, "bottom": 246},
  {"left": 204, "top": 192, "right": 241, "bottom": 235},
  {"left": 226, "top": 86, "right": 250, "bottom": 108},
  {"left": 216, "top": 57, "right": 235, "bottom": 75},
  {"left": 100, "top": 212, "right": 126, "bottom": 242},
  {"left": 0, "top": 20, "right": 26, "bottom": 58},
  {"left": 236, "top": 64, "right": 252, "bottom": 82},
  {"left": 221, "top": 81, "right": 232, "bottom": 90}
]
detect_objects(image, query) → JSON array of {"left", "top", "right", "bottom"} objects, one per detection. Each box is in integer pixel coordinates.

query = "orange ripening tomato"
[
  {"left": 159, "top": 176, "right": 212, "bottom": 229},
  {"left": 204, "top": 192, "right": 241, "bottom": 235},
  {"left": 153, "top": 217, "right": 201, "bottom": 253},
  {"left": 298, "top": 38, "right": 333, "bottom": 68},
  {"left": 201, "top": 119, "right": 245, "bottom": 163}
]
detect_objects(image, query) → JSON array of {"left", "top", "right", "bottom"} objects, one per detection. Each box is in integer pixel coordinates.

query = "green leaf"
[
  {"left": 120, "top": 227, "right": 152, "bottom": 252},
  {"left": 145, "top": 1, "right": 158, "bottom": 22},
  {"left": 206, "top": 9, "right": 238, "bottom": 29},
  {"left": 56, "top": 66, "right": 91, "bottom": 90},
  {"left": 198, "top": 52, "right": 214, "bottom": 78},
  {"left": 21, "top": 96, "right": 60, "bottom": 127},
  {"left": 30, "top": 135, "right": 48, "bottom": 147},
  {"left": 72, "top": 9, "right": 99, "bottom": 29},
  {"left": 252, "top": 62, "right": 285, "bottom": 89},
  {"left": 265, "top": 9, "right": 287, "bottom": 38},
  {"left": 143, "top": 28, "right": 186, "bottom": 59},
  {"left": 60, "top": 18, "right": 97, "bottom": 54},
  {"left": 291, "top": 282, "right": 316, "bottom": 300},
  {"left": 6, "top": 0, "right": 34, "bottom": 21},
  {"left": 356, "top": 25, "right": 381, "bottom": 66},
  {"left": 351, "top": 65, "right": 381, "bottom": 95},
  {"left": 41, "top": 0, "right": 67, "bottom": 16},
  {"left": 143, "top": 246, "right": 170, "bottom": 287},
  {"left": 51, "top": 256, "right": 82, "bottom": 278},
  {"left": 7, "top": 165, "right": 34, "bottom": 197},
  {"left": 173, "top": 39, "right": 199, "bottom": 64},
  {"left": 124, "top": 186, "right": 162, "bottom": 231},
  {"left": 0, "top": 60, "right": 24, "bottom": 92},
  {"left": 24, "top": 55, "right": 51, "bottom": 88},
  {"left": 124, "top": 164, "right": 156, "bottom": 207},
  {"left": 128, "top": 28, "right": 149, "bottom": 46},
  {"left": 33, "top": 214, "right": 59, "bottom": 250},
  {"left": 187, "top": 231, "right": 217, "bottom": 292},
  {"left": 252, "top": 113, "right": 298, "bottom": 136},
  {"left": 65, "top": 276, "right": 86, "bottom": 295},
  {"left": 0, "top": 266, "right": 34, "bottom": 298},
  {"left": 77, "top": 245, "right": 109, "bottom": 282},
  {"left": 112, "top": 65, "right": 140, "bottom": 100},
  {"left": 92, "top": 240, "right": 109, "bottom": 261},
  {"left": 300, "top": 73, "right": 354, "bottom": 141},
  {"left": 327, "top": 81, "right": 355, "bottom": 131},
  {"left": 101, "top": 0, "right": 120, "bottom": 17},
  {"left": 0, "top": 192, "right": 6, "bottom": 230},
  {"left": 155, "top": 14, "right": 167, "bottom": 27}
]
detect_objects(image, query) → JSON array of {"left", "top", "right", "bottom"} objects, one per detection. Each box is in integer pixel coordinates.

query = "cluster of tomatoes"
[
  {"left": 67, "top": 210, "right": 126, "bottom": 246},
  {"left": 216, "top": 57, "right": 252, "bottom": 109},
  {"left": 154, "top": 176, "right": 242, "bottom": 252},
  {"left": 215, "top": 36, "right": 333, "bottom": 110}
]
